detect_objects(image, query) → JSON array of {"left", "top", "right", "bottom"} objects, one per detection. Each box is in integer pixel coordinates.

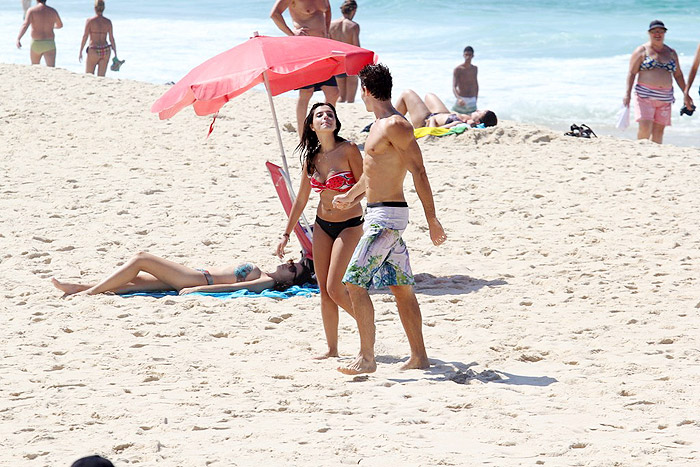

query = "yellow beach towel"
[{"left": 414, "top": 127, "right": 451, "bottom": 138}]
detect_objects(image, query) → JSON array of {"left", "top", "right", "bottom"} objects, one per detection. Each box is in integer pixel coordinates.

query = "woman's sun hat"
[{"left": 648, "top": 20, "right": 667, "bottom": 31}]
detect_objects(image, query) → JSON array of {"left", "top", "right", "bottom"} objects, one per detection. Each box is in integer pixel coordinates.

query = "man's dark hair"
[
  {"left": 481, "top": 111, "right": 497, "bottom": 127},
  {"left": 358, "top": 64, "right": 392, "bottom": 101},
  {"left": 463, "top": 46, "right": 474, "bottom": 54},
  {"left": 340, "top": 0, "right": 357, "bottom": 15},
  {"left": 37, "top": 0, "right": 47, "bottom": 4}
]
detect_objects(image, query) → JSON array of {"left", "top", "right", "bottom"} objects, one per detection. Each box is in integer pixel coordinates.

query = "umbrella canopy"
[{"left": 151, "top": 34, "right": 378, "bottom": 120}]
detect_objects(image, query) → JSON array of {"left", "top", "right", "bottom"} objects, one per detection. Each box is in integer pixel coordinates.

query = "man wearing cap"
[{"left": 623, "top": 20, "right": 688, "bottom": 144}]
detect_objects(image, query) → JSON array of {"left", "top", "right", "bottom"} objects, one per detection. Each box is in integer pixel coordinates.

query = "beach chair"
[{"left": 266, "top": 161, "right": 313, "bottom": 260}]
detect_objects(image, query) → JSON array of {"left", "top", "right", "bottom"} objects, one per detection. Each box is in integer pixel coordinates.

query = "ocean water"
[{"left": 1, "top": 0, "right": 698, "bottom": 146}]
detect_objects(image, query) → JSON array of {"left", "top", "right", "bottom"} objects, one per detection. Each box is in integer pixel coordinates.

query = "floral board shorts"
[{"left": 342, "top": 204, "right": 415, "bottom": 289}]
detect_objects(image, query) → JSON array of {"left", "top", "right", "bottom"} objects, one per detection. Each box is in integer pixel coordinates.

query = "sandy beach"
[{"left": 1, "top": 63, "right": 699, "bottom": 466}]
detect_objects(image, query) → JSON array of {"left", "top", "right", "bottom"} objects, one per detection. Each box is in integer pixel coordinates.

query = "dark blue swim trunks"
[{"left": 299, "top": 76, "right": 338, "bottom": 92}]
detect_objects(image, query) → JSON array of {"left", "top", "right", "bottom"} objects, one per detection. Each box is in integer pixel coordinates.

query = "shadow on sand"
[
  {"left": 413, "top": 273, "right": 507, "bottom": 296},
  {"left": 387, "top": 358, "right": 558, "bottom": 387}
]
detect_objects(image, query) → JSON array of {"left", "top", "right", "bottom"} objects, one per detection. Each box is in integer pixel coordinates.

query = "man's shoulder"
[{"left": 383, "top": 115, "right": 414, "bottom": 137}]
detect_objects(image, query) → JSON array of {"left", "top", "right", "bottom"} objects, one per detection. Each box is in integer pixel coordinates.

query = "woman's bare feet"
[
  {"left": 337, "top": 355, "right": 376, "bottom": 375},
  {"left": 51, "top": 278, "right": 90, "bottom": 296}
]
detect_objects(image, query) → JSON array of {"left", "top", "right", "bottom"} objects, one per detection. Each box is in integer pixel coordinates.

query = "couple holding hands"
[{"left": 53, "top": 64, "right": 447, "bottom": 375}]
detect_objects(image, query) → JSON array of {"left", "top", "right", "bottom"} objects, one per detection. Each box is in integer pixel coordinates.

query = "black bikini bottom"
[{"left": 315, "top": 215, "right": 364, "bottom": 240}]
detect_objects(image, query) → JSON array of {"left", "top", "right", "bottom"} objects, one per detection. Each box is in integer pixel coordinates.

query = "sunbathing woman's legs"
[
  {"left": 52, "top": 251, "right": 208, "bottom": 295},
  {"left": 424, "top": 93, "right": 451, "bottom": 114},
  {"left": 52, "top": 272, "right": 182, "bottom": 296},
  {"left": 395, "top": 89, "right": 431, "bottom": 129}
]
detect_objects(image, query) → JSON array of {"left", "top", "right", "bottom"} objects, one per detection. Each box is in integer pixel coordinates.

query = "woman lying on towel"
[
  {"left": 51, "top": 251, "right": 314, "bottom": 296},
  {"left": 276, "top": 102, "right": 364, "bottom": 359},
  {"left": 395, "top": 89, "right": 497, "bottom": 129}
]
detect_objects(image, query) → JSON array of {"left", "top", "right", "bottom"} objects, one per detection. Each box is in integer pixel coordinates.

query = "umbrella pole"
[
  {"left": 262, "top": 70, "right": 314, "bottom": 242},
  {"left": 262, "top": 70, "right": 292, "bottom": 187}
]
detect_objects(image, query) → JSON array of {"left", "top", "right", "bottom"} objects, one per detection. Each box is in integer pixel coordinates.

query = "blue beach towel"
[{"left": 119, "top": 284, "right": 319, "bottom": 300}]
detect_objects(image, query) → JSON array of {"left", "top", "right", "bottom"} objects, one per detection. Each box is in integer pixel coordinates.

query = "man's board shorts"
[
  {"left": 634, "top": 83, "right": 673, "bottom": 126},
  {"left": 299, "top": 75, "right": 338, "bottom": 92},
  {"left": 452, "top": 96, "right": 477, "bottom": 114},
  {"left": 343, "top": 202, "right": 415, "bottom": 289},
  {"left": 31, "top": 40, "right": 56, "bottom": 55}
]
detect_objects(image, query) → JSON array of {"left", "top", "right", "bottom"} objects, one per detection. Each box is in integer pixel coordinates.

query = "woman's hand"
[
  {"left": 276, "top": 235, "right": 289, "bottom": 259},
  {"left": 683, "top": 92, "right": 695, "bottom": 111},
  {"left": 622, "top": 96, "right": 631, "bottom": 107},
  {"left": 179, "top": 286, "right": 200, "bottom": 295}
]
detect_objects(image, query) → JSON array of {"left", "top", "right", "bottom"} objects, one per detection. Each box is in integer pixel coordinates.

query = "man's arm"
[
  {"left": 17, "top": 12, "right": 31, "bottom": 48},
  {"left": 452, "top": 67, "right": 461, "bottom": 101},
  {"left": 323, "top": 0, "right": 331, "bottom": 37},
  {"left": 270, "top": 0, "right": 296, "bottom": 36},
  {"left": 473, "top": 66, "right": 479, "bottom": 98},
  {"left": 387, "top": 120, "right": 446, "bottom": 246},
  {"left": 53, "top": 9, "right": 63, "bottom": 29},
  {"left": 333, "top": 172, "right": 366, "bottom": 210},
  {"left": 351, "top": 23, "right": 360, "bottom": 46},
  {"left": 684, "top": 44, "right": 700, "bottom": 109}
]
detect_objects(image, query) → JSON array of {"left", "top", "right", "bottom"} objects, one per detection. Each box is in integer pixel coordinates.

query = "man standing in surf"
[
  {"left": 270, "top": 0, "right": 340, "bottom": 136},
  {"left": 16, "top": 0, "right": 63, "bottom": 67},
  {"left": 333, "top": 64, "right": 447, "bottom": 375}
]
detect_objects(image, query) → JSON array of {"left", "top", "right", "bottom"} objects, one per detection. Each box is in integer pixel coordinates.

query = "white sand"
[{"left": 1, "top": 63, "right": 699, "bottom": 466}]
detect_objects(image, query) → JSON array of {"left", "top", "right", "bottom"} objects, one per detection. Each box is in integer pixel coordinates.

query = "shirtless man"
[
  {"left": 16, "top": 0, "right": 63, "bottom": 67},
  {"left": 333, "top": 64, "right": 447, "bottom": 375},
  {"left": 452, "top": 46, "right": 479, "bottom": 114},
  {"left": 270, "top": 0, "right": 339, "bottom": 136},
  {"left": 329, "top": 0, "right": 360, "bottom": 103},
  {"left": 79, "top": 0, "right": 117, "bottom": 77}
]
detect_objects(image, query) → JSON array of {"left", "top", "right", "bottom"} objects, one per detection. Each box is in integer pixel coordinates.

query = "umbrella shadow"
[
  {"left": 386, "top": 358, "right": 558, "bottom": 387},
  {"left": 413, "top": 273, "right": 507, "bottom": 296}
]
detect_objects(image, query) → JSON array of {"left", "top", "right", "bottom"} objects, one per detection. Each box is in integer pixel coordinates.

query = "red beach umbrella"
[{"left": 152, "top": 33, "right": 378, "bottom": 178}]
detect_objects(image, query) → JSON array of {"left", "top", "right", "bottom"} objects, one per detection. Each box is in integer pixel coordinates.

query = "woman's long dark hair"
[
  {"left": 296, "top": 102, "right": 346, "bottom": 177},
  {"left": 273, "top": 257, "right": 316, "bottom": 291}
]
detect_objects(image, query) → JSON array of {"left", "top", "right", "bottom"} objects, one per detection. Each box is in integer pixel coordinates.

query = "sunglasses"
[{"left": 286, "top": 259, "right": 298, "bottom": 281}]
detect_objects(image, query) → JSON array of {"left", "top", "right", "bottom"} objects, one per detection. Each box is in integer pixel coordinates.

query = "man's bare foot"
[
  {"left": 400, "top": 355, "right": 430, "bottom": 371},
  {"left": 338, "top": 355, "right": 376, "bottom": 375},
  {"left": 51, "top": 278, "right": 90, "bottom": 296},
  {"left": 314, "top": 349, "right": 339, "bottom": 360}
]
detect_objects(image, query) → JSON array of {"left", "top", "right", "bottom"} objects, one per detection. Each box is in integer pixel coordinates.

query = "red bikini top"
[{"left": 309, "top": 171, "right": 357, "bottom": 193}]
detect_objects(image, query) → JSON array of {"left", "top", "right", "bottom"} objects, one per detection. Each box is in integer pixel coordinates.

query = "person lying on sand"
[
  {"left": 395, "top": 89, "right": 497, "bottom": 129},
  {"left": 52, "top": 251, "right": 314, "bottom": 296}
]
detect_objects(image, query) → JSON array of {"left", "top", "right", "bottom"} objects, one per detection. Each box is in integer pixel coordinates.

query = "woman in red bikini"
[
  {"left": 51, "top": 252, "right": 313, "bottom": 296},
  {"left": 623, "top": 20, "right": 689, "bottom": 144},
  {"left": 276, "top": 102, "right": 365, "bottom": 359},
  {"left": 79, "top": 0, "right": 116, "bottom": 77}
]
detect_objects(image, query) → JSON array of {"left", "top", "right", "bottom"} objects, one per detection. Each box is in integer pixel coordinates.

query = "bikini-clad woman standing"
[
  {"left": 277, "top": 102, "right": 365, "bottom": 359},
  {"left": 623, "top": 20, "right": 688, "bottom": 144},
  {"left": 79, "top": 0, "right": 116, "bottom": 76}
]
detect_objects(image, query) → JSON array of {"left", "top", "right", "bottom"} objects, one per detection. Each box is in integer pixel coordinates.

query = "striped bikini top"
[
  {"left": 640, "top": 55, "right": 677, "bottom": 73},
  {"left": 309, "top": 171, "right": 356, "bottom": 193}
]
